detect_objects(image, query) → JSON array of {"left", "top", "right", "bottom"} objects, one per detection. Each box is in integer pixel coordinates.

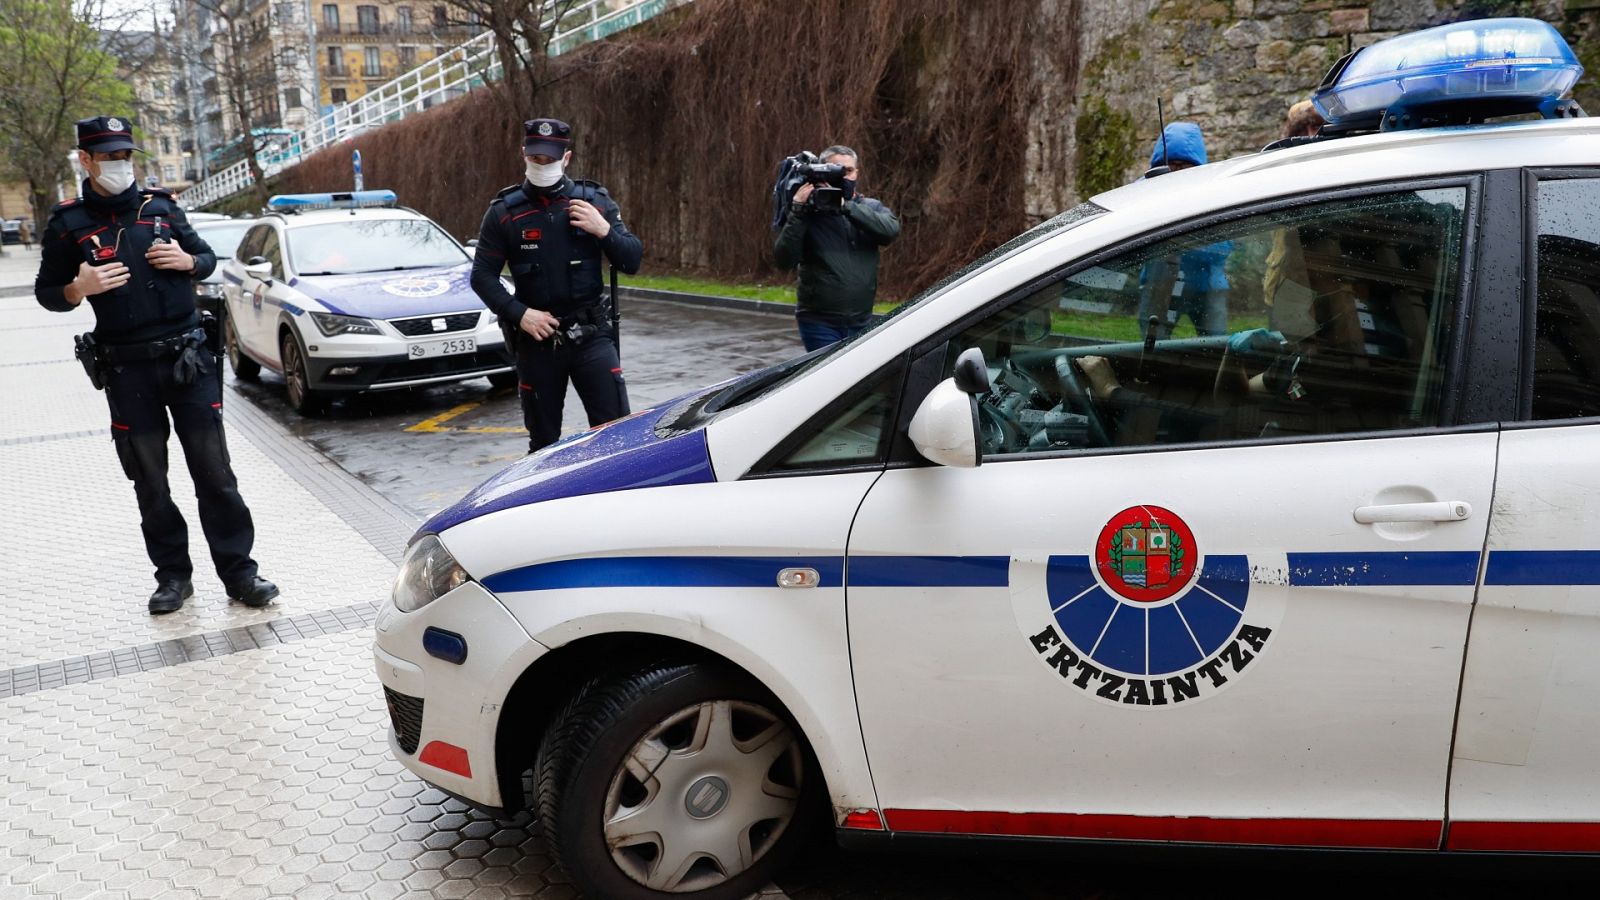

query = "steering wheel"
[{"left": 1053, "top": 355, "right": 1112, "bottom": 447}]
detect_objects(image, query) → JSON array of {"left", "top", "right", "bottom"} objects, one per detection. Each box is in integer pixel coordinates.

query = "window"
[
  {"left": 1531, "top": 177, "right": 1600, "bottom": 420},
  {"left": 284, "top": 88, "right": 301, "bottom": 109},
  {"left": 397, "top": 6, "right": 411, "bottom": 33},
  {"left": 331, "top": 87, "right": 348, "bottom": 104},
  {"left": 259, "top": 228, "right": 285, "bottom": 280},
  {"left": 163, "top": 164, "right": 176, "bottom": 182},
  {"left": 327, "top": 45, "right": 342, "bottom": 70},
  {"left": 160, "top": 136, "right": 171, "bottom": 154},
  {"left": 433, "top": 4, "right": 447, "bottom": 27},
  {"left": 236, "top": 225, "right": 269, "bottom": 263},
  {"left": 944, "top": 187, "right": 1470, "bottom": 459},
  {"left": 287, "top": 219, "right": 468, "bottom": 275},
  {"left": 357, "top": 4, "right": 378, "bottom": 34},
  {"left": 322, "top": 3, "right": 338, "bottom": 29},
  {"left": 768, "top": 364, "right": 905, "bottom": 471},
  {"left": 363, "top": 46, "right": 381, "bottom": 76},
  {"left": 399, "top": 45, "right": 416, "bottom": 69}
]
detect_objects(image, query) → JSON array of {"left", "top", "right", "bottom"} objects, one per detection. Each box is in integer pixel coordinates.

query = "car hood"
[
  {"left": 290, "top": 264, "right": 483, "bottom": 319},
  {"left": 420, "top": 398, "right": 717, "bottom": 535}
]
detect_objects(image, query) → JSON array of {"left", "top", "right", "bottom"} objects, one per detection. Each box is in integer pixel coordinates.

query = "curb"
[
  {"left": 619, "top": 285, "right": 796, "bottom": 317},
  {"left": 0, "top": 286, "right": 33, "bottom": 300}
]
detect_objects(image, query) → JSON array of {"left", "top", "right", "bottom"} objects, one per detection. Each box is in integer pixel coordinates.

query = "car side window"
[
  {"left": 767, "top": 363, "right": 903, "bottom": 472},
  {"left": 945, "top": 187, "right": 1470, "bottom": 458},
  {"left": 259, "top": 228, "right": 285, "bottom": 280},
  {"left": 235, "top": 225, "right": 266, "bottom": 263},
  {"left": 1530, "top": 177, "right": 1600, "bottom": 420}
]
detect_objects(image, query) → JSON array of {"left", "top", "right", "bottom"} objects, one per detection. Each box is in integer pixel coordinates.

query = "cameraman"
[{"left": 773, "top": 146, "right": 899, "bottom": 351}]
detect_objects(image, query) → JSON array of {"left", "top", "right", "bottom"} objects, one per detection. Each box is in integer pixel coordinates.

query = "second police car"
[
  {"left": 220, "top": 190, "right": 514, "bottom": 414},
  {"left": 376, "top": 19, "right": 1600, "bottom": 900}
]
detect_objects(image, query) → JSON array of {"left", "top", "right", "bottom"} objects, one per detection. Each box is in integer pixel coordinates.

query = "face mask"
[
  {"left": 94, "top": 159, "right": 135, "bottom": 195},
  {"left": 526, "top": 159, "right": 564, "bottom": 188},
  {"left": 841, "top": 178, "right": 857, "bottom": 201}
]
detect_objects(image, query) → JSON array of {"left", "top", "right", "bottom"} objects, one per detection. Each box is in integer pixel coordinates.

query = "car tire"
[
  {"left": 536, "top": 662, "right": 815, "bottom": 900},
  {"left": 280, "top": 329, "right": 328, "bottom": 416},
  {"left": 487, "top": 371, "right": 519, "bottom": 391},
  {"left": 225, "top": 316, "right": 260, "bottom": 381}
]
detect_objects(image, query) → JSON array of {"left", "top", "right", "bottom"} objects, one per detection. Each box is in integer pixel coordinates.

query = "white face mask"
[
  {"left": 526, "top": 159, "right": 564, "bottom": 188},
  {"left": 94, "top": 159, "right": 135, "bottom": 195}
]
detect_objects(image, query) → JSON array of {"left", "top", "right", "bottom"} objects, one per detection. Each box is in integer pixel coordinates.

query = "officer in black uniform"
[
  {"left": 34, "top": 116, "right": 278, "bottom": 615},
  {"left": 469, "top": 118, "right": 643, "bottom": 452}
]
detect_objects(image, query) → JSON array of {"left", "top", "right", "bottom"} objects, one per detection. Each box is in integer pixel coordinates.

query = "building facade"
[{"left": 314, "top": 3, "right": 476, "bottom": 110}]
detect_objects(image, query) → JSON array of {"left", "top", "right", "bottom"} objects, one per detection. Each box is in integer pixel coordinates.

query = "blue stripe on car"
[
  {"left": 1483, "top": 550, "right": 1600, "bottom": 585},
  {"left": 1286, "top": 551, "right": 1482, "bottom": 586}
]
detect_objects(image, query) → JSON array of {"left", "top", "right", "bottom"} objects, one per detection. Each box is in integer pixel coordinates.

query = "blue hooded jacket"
[{"left": 1150, "top": 122, "right": 1208, "bottom": 169}]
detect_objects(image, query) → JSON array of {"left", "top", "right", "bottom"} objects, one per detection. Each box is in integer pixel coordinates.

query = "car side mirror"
[
  {"left": 908, "top": 348, "right": 990, "bottom": 468},
  {"left": 243, "top": 256, "right": 272, "bottom": 282},
  {"left": 466, "top": 238, "right": 480, "bottom": 248}
]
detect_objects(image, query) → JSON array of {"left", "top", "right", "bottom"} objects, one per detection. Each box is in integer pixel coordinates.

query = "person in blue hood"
[{"left": 1137, "top": 122, "right": 1232, "bottom": 338}]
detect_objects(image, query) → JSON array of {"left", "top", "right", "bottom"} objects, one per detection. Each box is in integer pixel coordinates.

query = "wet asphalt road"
[{"left": 229, "top": 297, "right": 804, "bottom": 520}]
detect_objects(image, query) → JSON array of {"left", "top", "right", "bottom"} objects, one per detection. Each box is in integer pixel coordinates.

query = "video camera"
[{"left": 771, "top": 150, "right": 850, "bottom": 229}]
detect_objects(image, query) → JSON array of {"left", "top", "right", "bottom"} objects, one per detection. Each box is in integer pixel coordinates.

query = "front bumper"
[
  {"left": 373, "top": 581, "right": 544, "bottom": 809},
  {"left": 307, "top": 346, "right": 513, "bottom": 392}
]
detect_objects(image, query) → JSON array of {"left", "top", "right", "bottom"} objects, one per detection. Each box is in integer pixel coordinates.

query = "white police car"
[
  {"left": 376, "top": 20, "right": 1600, "bottom": 898},
  {"left": 220, "top": 190, "right": 513, "bottom": 414}
]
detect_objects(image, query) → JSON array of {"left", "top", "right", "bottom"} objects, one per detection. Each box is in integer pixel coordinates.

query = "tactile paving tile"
[
  {"left": 0, "top": 630, "right": 571, "bottom": 900},
  {"left": 0, "top": 430, "right": 398, "bottom": 667}
]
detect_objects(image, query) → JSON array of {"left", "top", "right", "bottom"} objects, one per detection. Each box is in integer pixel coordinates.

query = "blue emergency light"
[
  {"left": 1313, "top": 18, "right": 1584, "bottom": 130},
  {"left": 266, "top": 189, "right": 398, "bottom": 212}
]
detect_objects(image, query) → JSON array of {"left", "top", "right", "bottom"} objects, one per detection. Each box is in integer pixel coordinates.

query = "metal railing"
[{"left": 180, "top": 0, "right": 680, "bottom": 209}]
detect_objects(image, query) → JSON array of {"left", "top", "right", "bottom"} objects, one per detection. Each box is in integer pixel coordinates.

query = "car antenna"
[{"left": 1143, "top": 99, "right": 1173, "bottom": 180}]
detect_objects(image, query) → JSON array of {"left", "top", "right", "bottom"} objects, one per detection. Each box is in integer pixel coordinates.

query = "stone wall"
[{"left": 1058, "top": 0, "right": 1600, "bottom": 207}]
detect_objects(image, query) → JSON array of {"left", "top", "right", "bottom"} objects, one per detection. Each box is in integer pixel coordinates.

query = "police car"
[
  {"left": 219, "top": 190, "right": 513, "bottom": 413},
  {"left": 376, "top": 20, "right": 1600, "bottom": 898}
]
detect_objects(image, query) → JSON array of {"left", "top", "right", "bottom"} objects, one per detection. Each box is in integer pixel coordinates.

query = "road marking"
[{"left": 405, "top": 401, "right": 524, "bottom": 434}]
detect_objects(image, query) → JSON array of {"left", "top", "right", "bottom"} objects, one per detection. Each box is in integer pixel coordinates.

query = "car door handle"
[{"left": 1353, "top": 501, "right": 1472, "bottom": 524}]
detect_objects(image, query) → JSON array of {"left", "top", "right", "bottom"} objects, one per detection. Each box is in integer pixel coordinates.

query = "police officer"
[
  {"left": 34, "top": 116, "right": 278, "bottom": 615},
  {"left": 470, "top": 118, "right": 643, "bottom": 453}
]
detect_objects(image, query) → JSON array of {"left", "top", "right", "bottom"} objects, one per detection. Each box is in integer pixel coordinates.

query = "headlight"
[
  {"left": 311, "top": 311, "right": 382, "bottom": 337},
  {"left": 392, "top": 534, "right": 472, "bottom": 612},
  {"left": 195, "top": 282, "right": 225, "bottom": 299}
]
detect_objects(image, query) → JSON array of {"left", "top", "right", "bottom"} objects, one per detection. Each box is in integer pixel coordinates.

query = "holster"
[
  {"left": 73, "top": 332, "right": 105, "bottom": 391},
  {"left": 200, "top": 311, "right": 222, "bottom": 357}
]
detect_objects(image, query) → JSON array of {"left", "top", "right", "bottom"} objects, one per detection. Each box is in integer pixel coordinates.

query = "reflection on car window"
[
  {"left": 288, "top": 218, "right": 468, "bottom": 275},
  {"left": 1532, "top": 178, "right": 1600, "bottom": 420},
  {"left": 772, "top": 364, "right": 901, "bottom": 470},
  {"left": 945, "top": 188, "right": 1469, "bottom": 458}
]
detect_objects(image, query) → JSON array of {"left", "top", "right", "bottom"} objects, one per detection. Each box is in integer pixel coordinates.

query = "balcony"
[
  {"left": 317, "top": 21, "right": 479, "bottom": 38},
  {"left": 324, "top": 65, "right": 351, "bottom": 77}
]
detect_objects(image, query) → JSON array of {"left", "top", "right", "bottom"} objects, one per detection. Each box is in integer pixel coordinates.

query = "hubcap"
[
  {"left": 602, "top": 700, "right": 802, "bottom": 893},
  {"left": 226, "top": 320, "right": 241, "bottom": 369},
  {"left": 283, "top": 338, "right": 304, "bottom": 406}
]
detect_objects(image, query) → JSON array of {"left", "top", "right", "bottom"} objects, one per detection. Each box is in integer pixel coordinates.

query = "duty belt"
[{"left": 97, "top": 328, "right": 205, "bottom": 363}]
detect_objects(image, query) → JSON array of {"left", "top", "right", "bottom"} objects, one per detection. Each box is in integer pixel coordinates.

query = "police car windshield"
[
  {"left": 288, "top": 218, "right": 467, "bottom": 275},
  {"left": 711, "top": 202, "right": 1107, "bottom": 411},
  {"left": 194, "top": 221, "right": 253, "bottom": 260}
]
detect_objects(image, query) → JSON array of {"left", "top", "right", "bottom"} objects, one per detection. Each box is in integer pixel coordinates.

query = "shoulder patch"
[
  {"left": 52, "top": 198, "right": 81, "bottom": 211},
  {"left": 140, "top": 187, "right": 175, "bottom": 199},
  {"left": 494, "top": 183, "right": 523, "bottom": 200},
  {"left": 572, "top": 178, "right": 611, "bottom": 197}
]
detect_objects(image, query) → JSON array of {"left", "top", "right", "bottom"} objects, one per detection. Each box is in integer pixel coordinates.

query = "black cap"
[
  {"left": 75, "top": 116, "right": 139, "bottom": 154},
  {"left": 522, "top": 118, "right": 571, "bottom": 157}
]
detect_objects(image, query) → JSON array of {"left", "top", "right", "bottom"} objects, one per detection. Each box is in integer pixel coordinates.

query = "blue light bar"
[
  {"left": 266, "top": 189, "right": 398, "bottom": 212},
  {"left": 1314, "top": 18, "right": 1583, "bottom": 126}
]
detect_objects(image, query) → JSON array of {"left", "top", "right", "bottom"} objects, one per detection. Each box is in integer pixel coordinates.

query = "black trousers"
[
  {"left": 103, "top": 352, "right": 259, "bottom": 587},
  {"left": 514, "top": 331, "right": 630, "bottom": 452}
]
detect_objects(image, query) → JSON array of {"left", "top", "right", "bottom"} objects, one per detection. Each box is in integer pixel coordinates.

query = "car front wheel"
[
  {"left": 536, "top": 663, "right": 813, "bottom": 900},
  {"left": 280, "top": 330, "right": 327, "bottom": 416}
]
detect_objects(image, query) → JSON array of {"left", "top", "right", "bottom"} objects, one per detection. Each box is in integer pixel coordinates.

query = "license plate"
[{"left": 408, "top": 337, "right": 475, "bottom": 359}]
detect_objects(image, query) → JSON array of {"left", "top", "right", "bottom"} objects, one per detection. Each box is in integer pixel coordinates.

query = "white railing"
[{"left": 181, "top": 0, "right": 680, "bottom": 209}]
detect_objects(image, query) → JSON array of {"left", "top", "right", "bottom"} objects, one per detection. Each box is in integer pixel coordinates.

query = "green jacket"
[{"left": 773, "top": 196, "right": 900, "bottom": 323}]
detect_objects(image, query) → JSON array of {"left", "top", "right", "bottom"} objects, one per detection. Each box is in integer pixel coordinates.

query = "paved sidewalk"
[
  {"left": 0, "top": 290, "right": 787, "bottom": 899},
  {"left": 0, "top": 244, "right": 41, "bottom": 298}
]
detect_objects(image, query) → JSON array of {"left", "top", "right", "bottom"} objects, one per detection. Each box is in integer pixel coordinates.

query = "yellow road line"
[{"left": 405, "top": 401, "right": 525, "bottom": 434}]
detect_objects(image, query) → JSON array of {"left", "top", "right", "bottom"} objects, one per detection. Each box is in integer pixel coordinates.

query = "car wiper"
[{"left": 297, "top": 271, "right": 342, "bottom": 276}]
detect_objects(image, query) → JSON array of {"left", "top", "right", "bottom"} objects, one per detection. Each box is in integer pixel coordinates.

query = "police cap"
[
  {"left": 76, "top": 116, "right": 139, "bottom": 154},
  {"left": 522, "top": 118, "right": 571, "bottom": 157}
]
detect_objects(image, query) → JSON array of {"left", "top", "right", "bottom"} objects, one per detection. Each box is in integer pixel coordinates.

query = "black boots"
[
  {"left": 227, "top": 576, "right": 280, "bottom": 608},
  {"left": 148, "top": 580, "right": 194, "bottom": 615}
]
